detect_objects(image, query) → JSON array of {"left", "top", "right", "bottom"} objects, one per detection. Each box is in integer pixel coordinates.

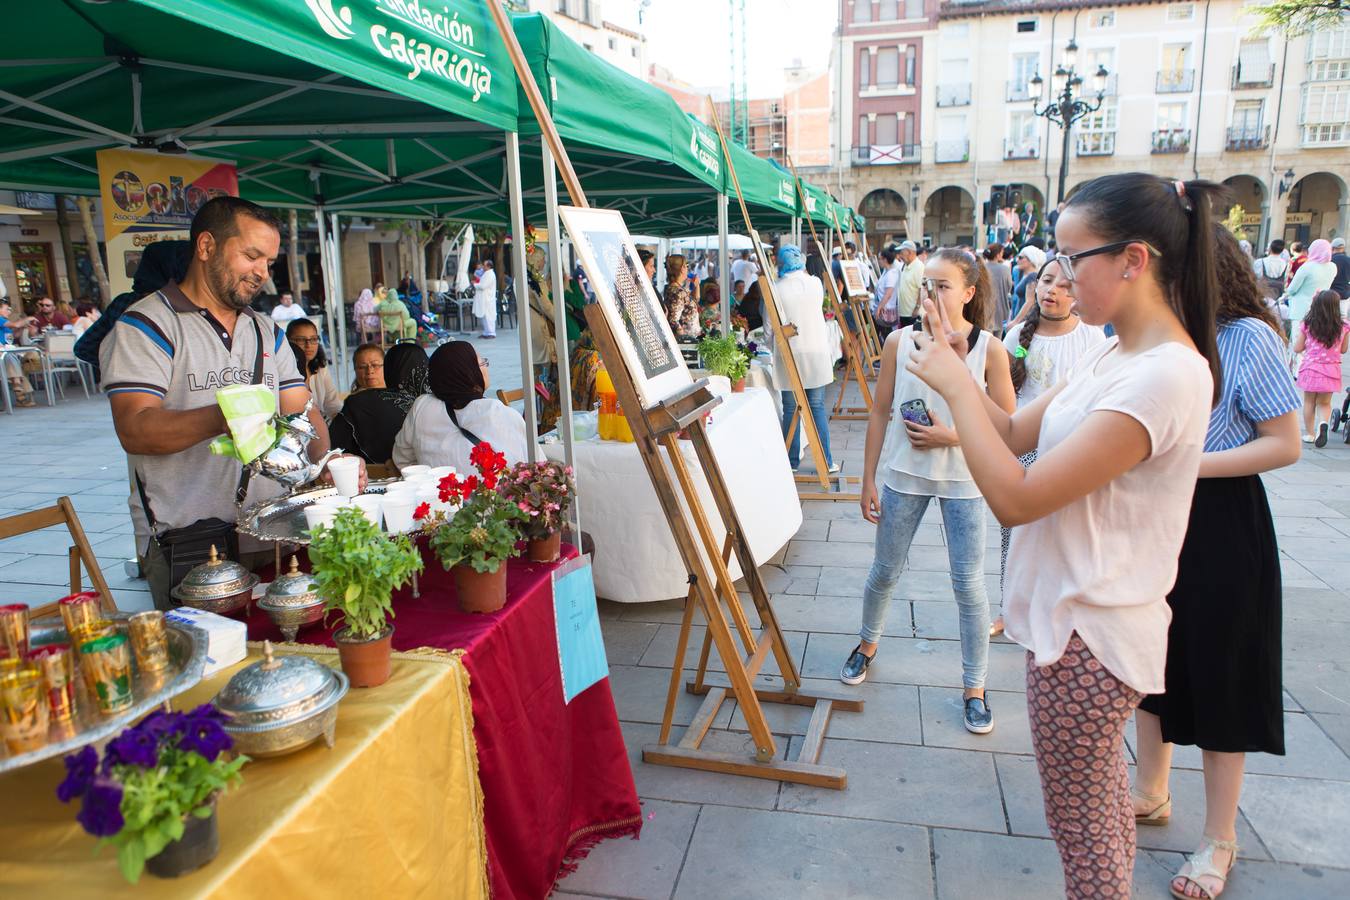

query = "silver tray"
[
  {"left": 236, "top": 479, "right": 397, "bottom": 545},
  {"left": 0, "top": 612, "right": 209, "bottom": 773}
]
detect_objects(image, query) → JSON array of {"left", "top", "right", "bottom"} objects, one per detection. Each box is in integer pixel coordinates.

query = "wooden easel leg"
[{"left": 658, "top": 587, "right": 698, "bottom": 746}]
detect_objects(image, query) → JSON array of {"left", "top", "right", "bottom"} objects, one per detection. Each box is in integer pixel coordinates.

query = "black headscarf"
[
  {"left": 383, "top": 343, "right": 430, "bottom": 411},
  {"left": 428, "top": 341, "right": 485, "bottom": 413}
]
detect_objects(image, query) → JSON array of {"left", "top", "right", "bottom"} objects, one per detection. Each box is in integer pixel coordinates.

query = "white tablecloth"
[{"left": 544, "top": 387, "right": 803, "bottom": 602}]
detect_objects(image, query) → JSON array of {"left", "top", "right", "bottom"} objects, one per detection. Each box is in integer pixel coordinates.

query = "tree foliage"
[{"left": 1247, "top": 0, "right": 1348, "bottom": 35}]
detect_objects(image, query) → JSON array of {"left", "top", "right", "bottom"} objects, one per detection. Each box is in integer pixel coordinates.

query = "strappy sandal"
[
  {"left": 1170, "top": 836, "right": 1237, "bottom": 899},
  {"left": 1131, "top": 788, "right": 1171, "bottom": 826}
]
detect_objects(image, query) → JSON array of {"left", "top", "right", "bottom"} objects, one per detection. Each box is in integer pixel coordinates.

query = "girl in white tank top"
[{"left": 842, "top": 249, "right": 1016, "bottom": 738}]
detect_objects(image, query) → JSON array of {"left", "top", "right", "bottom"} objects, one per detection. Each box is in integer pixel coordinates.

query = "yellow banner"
[{"left": 96, "top": 149, "right": 238, "bottom": 296}]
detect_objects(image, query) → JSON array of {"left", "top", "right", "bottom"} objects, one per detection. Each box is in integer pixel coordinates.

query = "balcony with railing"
[
  {"left": 1225, "top": 125, "right": 1270, "bottom": 150},
  {"left": 851, "top": 144, "right": 921, "bottom": 166},
  {"left": 936, "top": 83, "right": 972, "bottom": 107},
  {"left": 1004, "top": 139, "right": 1039, "bottom": 160},
  {"left": 935, "top": 139, "right": 970, "bottom": 163},
  {"left": 1006, "top": 80, "right": 1034, "bottom": 102},
  {"left": 1156, "top": 69, "right": 1195, "bottom": 93},
  {"left": 1231, "top": 63, "right": 1276, "bottom": 89},
  {"left": 1151, "top": 128, "right": 1191, "bottom": 153},
  {"left": 1076, "top": 132, "right": 1116, "bottom": 156}
]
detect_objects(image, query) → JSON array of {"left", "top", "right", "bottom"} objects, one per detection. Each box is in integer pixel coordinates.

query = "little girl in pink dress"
[{"left": 1294, "top": 289, "right": 1350, "bottom": 447}]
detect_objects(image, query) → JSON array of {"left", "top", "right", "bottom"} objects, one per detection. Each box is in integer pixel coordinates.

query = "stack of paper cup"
[
  {"left": 429, "top": 465, "right": 457, "bottom": 481},
  {"left": 327, "top": 457, "right": 362, "bottom": 497},
  {"left": 351, "top": 494, "right": 383, "bottom": 528},
  {"left": 382, "top": 495, "right": 416, "bottom": 534},
  {"left": 302, "top": 504, "right": 337, "bottom": 535},
  {"left": 399, "top": 464, "right": 431, "bottom": 479}
]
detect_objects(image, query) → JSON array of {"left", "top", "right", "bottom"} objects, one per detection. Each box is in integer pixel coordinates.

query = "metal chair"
[
  {"left": 0, "top": 343, "right": 53, "bottom": 410},
  {"left": 498, "top": 282, "right": 517, "bottom": 331},
  {"left": 43, "top": 331, "right": 93, "bottom": 399}
]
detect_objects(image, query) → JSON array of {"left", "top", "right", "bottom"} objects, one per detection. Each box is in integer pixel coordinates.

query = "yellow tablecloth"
[{"left": 0, "top": 644, "right": 488, "bottom": 899}]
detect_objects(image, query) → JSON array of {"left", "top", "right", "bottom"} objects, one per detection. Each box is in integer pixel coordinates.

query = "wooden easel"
[
  {"left": 785, "top": 160, "right": 872, "bottom": 422},
  {"left": 832, "top": 211, "right": 886, "bottom": 379},
  {"left": 486, "top": 2, "right": 860, "bottom": 790},
  {"left": 708, "top": 107, "right": 859, "bottom": 502}
]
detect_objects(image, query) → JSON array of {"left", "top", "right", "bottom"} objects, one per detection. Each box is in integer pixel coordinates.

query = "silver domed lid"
[
  {"left": 261, "top": 557, "right": 321, "bottom": 610},
  {"left": 171, "top": 545, "right": 257, "bottom": 602},
  {"left": 213, "top": 641, "right": 347, "bottom": 732}
]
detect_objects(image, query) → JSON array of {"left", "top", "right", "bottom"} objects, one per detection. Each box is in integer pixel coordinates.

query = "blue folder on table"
[{"left": 552, "top": 555, "right": 609, "bottom": 704}]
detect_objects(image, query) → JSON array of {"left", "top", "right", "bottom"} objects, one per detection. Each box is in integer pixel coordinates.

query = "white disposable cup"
[
  {"left": 382, "top": 496, "right": 416, "bottom": 534},
  {"left": 429, "top": 466, "right": 457, "bottom": 480},
  {"left": 312, "top": 494, "right": 350, "bottom": 509},
  {"left": 383, "top": 480, "right": 419, "bottom": 497},
  {"left": 303, "top": 505, "right": 337, "bottom": 535},
  {"left": 351, "top": 494, "right": 383, "bottom": 529},
  {"left": 399, "top": 464, "right": 431, "bottom": 479},
  {"left": 328, "top": 457, "right": 361, "bottom": 497}
]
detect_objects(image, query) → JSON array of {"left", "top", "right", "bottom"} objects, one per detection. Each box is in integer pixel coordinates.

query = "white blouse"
[
  {"left": 769, "top": 270, "right": 834, "bottom": 391},
  {"left": 307, "top": 366, "right": 343, "bottom": 420},
  {"left": 392, "top": 395, "right": 529, "bottom": 472}
]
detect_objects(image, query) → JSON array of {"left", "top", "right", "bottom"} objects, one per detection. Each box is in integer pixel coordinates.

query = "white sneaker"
[{"left": 1302, "top": 434, "right": 1315, "bottom": 443}]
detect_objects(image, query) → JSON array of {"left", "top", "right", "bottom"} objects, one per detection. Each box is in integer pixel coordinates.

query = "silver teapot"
[{"left": 247, "top": 400, "right": 343, "bottom": 489}]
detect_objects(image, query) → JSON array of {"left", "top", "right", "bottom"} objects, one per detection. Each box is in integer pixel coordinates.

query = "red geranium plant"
[
  {"left": 498, "top": 460, "right": 576, "bottom": 540},
  {"left": 428, "top": 441, "right": 527, "bottom": 574}
]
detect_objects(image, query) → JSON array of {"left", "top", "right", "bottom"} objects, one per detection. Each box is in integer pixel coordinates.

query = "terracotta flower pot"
[
  {"left": 731, "top": 377, "right": 746, "bottom": 393},
  {"left": 145, "top": 797, "right": 220, "bottom": 879},
  {"left": 334, "top": 625, "right": 394, "bottom": 688},
  {"left": 527, "top": 531, "right": 562, "bottom": 563},
  {"left": 453, "top": 563, "right": 507, "bottom": 614}
]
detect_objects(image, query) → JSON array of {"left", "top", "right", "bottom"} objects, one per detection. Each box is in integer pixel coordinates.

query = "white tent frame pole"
[
  {"left": 329, "top": 211, "right": 350, "bottom": 390},
  {"left": 505, "top": 131, "right": 539, "bottom": 452},
  {"left": 718, "top": 192, "right": 730, "bottom": 335},
  {"left": 314, "top": 208, "right": 342, "bottom": 390},
  {"left": 541, "top": 140, "right": 580, "bottom": 541}
]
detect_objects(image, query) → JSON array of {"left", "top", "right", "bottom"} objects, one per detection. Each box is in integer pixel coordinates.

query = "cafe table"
[{"left": 0, "top": 644, "right": 489, "bottom": 898}]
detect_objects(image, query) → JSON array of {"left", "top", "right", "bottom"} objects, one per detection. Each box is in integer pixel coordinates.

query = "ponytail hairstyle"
[
  {"left": 1304, "top": 289, "right": 1345, "bottom": 349},
  {"left": 931, "top": 246, "right": 991, "bottom": 332},
  {"left": 1064, "top": 173, "right": 1224, "bottom": 401},
  {"left": 1212, "top": 224, "right": 1282, "bottom": 338},
  {"left": 1009, "top": 293, "right": 1042, "bottom": 393}
]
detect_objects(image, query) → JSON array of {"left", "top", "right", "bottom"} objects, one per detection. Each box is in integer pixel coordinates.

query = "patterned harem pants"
[{"left": 1026, "top": 633, "right": 1144, "bottom": 899}]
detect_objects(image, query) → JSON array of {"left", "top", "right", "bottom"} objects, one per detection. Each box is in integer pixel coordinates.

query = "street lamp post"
[{"left": 1029, "top": 39, "right": 1109, "bottom": 204}]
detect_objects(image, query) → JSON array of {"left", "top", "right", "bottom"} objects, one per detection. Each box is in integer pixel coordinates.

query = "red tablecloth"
[{"left": 244, "top": 546, "right": 642, "bottom": 899}]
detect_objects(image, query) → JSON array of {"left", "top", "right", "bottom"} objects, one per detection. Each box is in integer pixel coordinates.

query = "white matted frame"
[
  {"left": 558, "top": 204, "right": 693, "bottom": 407},
  {"left": 839, "top": 259, "right": 868, "bottom": 298}
]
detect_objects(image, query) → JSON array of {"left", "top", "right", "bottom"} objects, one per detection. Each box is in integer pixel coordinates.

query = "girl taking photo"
[
  {"left": 842, "top": 248, "right": 1015, "bottom": 737},
  {"left": 1131, "top": 226, "right": 1302, "bottom": 900},
  {"left": 906, "top": 173, "right": 1220, "bottom": 897}
]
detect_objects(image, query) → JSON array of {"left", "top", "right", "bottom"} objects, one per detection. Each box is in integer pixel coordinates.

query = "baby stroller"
[{"left": 1331, "top": 386, "right": 1350, "bottom": 444}]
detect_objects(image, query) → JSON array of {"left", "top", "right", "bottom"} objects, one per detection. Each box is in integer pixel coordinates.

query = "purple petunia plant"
[
  {"left": 496, "top": 460, "right": 576, "bottom": 541},
  {"left": 57, "top": 705, "right": 247, "bottom": 883}
]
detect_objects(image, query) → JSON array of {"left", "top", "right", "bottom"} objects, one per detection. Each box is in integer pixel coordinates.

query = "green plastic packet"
[{"left": 213, "top": 384, "right": 277, "bottom": 463}]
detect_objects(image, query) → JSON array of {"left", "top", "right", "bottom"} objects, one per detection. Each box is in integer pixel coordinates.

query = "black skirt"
[{"left": 1138, "top": 475, "right": 1285, "bottom": 754}]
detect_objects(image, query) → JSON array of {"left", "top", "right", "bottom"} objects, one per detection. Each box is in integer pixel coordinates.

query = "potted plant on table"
[
  {"left": 309, "top": 506, "right": 422, "bottom": 688},
  {"left": 428, "top": 442, "right": 527, "bottom": 613},
  {"left": 56, "top": 706, "right": 246, "bottom": 882},
  {"left": 698, "top": 334, "right": 751, "bottom": 392},
  {"left": 499, "top": 460, "right": 576, "bottom": 563}
]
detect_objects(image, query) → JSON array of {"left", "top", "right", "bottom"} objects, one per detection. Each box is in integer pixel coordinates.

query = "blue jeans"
[
  {"left": 781, "top": 386, "right": 832, "bottom": 469},
  {"left": 860, "top": 486, "right": 990, "bottom": 689}
]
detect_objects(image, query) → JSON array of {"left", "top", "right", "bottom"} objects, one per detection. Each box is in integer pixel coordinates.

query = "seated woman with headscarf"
[
  {"left": 392, "top": 340, "right": 529, "bottom": 472},
  {"left": 376, "top": 288, "right": 418, "bottom": 340},
  {"left": 328, "top": 343, "right": 429, "bottom": 464},
  {"left": 353, "top": 288, "right": 380, "bottom": 342}
]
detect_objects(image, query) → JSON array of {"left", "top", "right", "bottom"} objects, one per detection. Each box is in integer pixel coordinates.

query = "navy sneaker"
[
  {"left": 840, "top": 645, "right": 875, "bottom": 685},
  {"left": 1315, "top": 422, "right": 1329, "bottom": 448},
  {"left": 964, "top": 695, "right": 994, "bottom": 734}
]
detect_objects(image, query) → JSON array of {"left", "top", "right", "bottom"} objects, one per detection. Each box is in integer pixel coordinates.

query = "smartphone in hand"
[{"left": 900, "top": 399, "right": 932, "bottom": 427}]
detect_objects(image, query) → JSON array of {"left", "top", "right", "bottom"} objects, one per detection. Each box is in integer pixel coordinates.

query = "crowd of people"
[{"left": 801, "top": 172, "right": 1350, "bottom": 900}]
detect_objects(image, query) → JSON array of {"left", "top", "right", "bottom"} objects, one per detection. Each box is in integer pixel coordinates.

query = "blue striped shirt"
[{"left": 1205, "top": 317, "right": 1300, "bottom": 452}]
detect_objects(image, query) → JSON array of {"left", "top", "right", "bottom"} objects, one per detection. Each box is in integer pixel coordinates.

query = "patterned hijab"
[{"left": 383, "top": 343, "right": 430, "bottom": 412}]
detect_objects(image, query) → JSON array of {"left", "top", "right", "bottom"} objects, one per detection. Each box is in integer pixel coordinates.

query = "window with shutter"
[
  {"left": 860, "top": 48, "right": 871, "bottom": 87},
  {"left": 877, "top": 47, "right": 900, "bottom": 87},
  {"left": 875, "top": 114, "right": 899, "bottom": 146},
  {"left": 878, "top": 0, "right": 898, "bottom": 20},
  {"left": 854, "top": 0, "right": 872, "bottom": 25}
]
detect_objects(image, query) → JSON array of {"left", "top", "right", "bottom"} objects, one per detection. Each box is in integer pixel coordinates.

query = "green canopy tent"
[{"left": 0, "top": 0, "right": 559, "bottom": 444}]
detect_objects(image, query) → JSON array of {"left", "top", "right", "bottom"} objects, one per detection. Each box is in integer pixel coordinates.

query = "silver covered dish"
[
  {"left": 258, "top": 556, "right": 324, "bottom": 642},
  {"left": 170, "top": 545, "right": 258, "bottom": 614},
  {"left": 213, "top": 641, "right": 348, "bottom": 757}
]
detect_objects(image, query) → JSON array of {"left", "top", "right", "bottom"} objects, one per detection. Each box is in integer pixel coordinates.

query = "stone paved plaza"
[{"left": 2, "top": 328, "right": 1348, "bottom": 899}]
